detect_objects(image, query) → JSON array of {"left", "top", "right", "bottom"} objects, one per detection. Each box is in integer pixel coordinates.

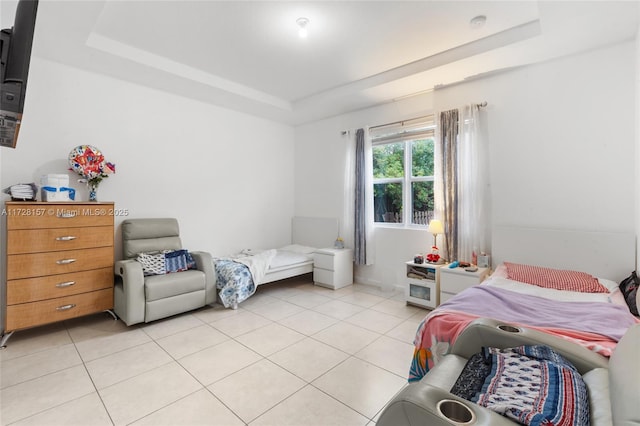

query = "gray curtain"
[
  {"left": 354, "top": 128, "right": 367, "bottom": 265},
  {"left": 439, "top": 109, "right": 459, "bottom": 262}
]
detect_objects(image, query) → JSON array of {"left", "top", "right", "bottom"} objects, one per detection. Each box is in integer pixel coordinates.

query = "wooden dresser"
[{"left": 4, "top": 201, "right": 115, "bottom": 340}]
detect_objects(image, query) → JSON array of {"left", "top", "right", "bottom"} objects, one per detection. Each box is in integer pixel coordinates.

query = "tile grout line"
[{"left": 1, "top": 282, "right": 413, "bottom": 426}]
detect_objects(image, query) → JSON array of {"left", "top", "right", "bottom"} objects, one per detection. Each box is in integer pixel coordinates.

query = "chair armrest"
[
  {"left": 114, "top": 259, "right": 145, "bottom": 287},
  {"left": 450, "top": 318, "right": 609, "bottom": 374},
  {"left": 114, "top": 259, "right": 146, "bottom": 325},
  {"left": 115, "top": 259, "right": 144, "bottom": 281},
  {"left": 190, "top": 251, "right": 216, "bottom": 304},
  {"left": 377, "top": 382, "right": 515, "bottom": 426}
]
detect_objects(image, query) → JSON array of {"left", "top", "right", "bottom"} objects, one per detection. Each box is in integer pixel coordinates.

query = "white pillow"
[
  {"left": 596, "top": 277, "right": 619, "bottom": 292},
  {"left": 279, "top": 244, "right": 316, "bottom": 254},
  {"left": 270, "top": 251, "right": 313, "bottom": 269}
]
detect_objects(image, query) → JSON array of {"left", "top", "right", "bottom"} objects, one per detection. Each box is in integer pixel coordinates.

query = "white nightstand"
[
  {"left": 405, "top": 261, "right": 444, "bottom": 309},
  {"left": 313, "top": 248, "right": 353, "bottom": 289},
  {"left": 439, "top": 264, "right": 490, "bottom": 304}
]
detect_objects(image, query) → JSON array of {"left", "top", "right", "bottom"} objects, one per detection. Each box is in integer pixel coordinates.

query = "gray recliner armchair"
[
  {"left": 377, "top": 317, "right": 640, "bottom": 426},
  {"left": 114, "top": 218, "right": 216, "bottom": 326}
]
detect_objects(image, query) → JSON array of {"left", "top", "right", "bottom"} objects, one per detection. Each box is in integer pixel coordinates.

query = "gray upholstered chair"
[
  {"left": 377, "top": 318, "right": 639, "bottom": 426},
  {"left": 113, "top": 218, "right": 216, "bottom": 326}
]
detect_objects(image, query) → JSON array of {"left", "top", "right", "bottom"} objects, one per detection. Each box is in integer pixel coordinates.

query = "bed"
[
  {"left": 408, "top": 226, "right": 639, "bottom": 382},
  {"left": 214, "top": 216, "right": 339, "bottom": 309}
]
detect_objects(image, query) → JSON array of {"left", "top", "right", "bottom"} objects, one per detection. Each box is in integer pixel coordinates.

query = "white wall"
[
  {"left": 636, "top": 10, "right": 640, "bottom": 269},
  {"left": 436, "top": 42, "right": 635, "bottom": 232},
  {"left": 1, "top": 57, "right": 296, "bottom": 261},
  {"left": 295, "top": 40, "right": 637, "bottom": 289},
  {"left": 295, "top": 93, "right": 437, "bottom": 287}
]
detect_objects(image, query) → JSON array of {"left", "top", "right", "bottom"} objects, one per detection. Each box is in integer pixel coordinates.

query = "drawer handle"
[
  {"left": 56, "top": 236, "right": 77, "bottom": 241},
  {"left": 57, "top": 212, "right": 77, "bottom": 218},
  {"left": 56, "top": 258, "right": 77, "bottom": 265},
  {"left": 56, "top": 281, "right": 76, "bottom": 288},
  {"left": 56, "top": 304, "right": 76, "bottom": 311}
]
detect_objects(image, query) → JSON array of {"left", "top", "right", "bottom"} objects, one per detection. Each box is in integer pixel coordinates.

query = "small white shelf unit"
[{"left": 404, "top": 261, "right": 444, "bottom": 309}]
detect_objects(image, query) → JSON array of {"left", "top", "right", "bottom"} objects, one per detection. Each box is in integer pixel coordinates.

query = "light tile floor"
[{"left": 0, "top": 278, "right": 429, "bottom": 426}]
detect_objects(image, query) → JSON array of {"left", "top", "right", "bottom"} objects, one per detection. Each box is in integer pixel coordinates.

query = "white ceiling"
[{"left": 3, "top": 1, "right": 639, "bottom": 125}]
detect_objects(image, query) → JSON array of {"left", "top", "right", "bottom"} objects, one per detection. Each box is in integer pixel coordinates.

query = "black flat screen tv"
[{"left": 0, "top": 0, "right": 38, "bottom": 149}]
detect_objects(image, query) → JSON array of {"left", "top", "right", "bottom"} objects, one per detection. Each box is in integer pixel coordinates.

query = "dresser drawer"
[
  {"left": 439, "top": 266, "right": 489, "bottom": 295},
  {"left": 313, "top": 268, "right": 335, "bottom": 286},
  {"left": 7, "top": 247, "right": 114, "bottom": 280},
  {"left": 7, "top": 267, "right": 113, "bottom": 304},
  {"left": 5, "top": 288, "right": 114, "bottom": 331},
  {"left": 440, "top": 273, "right": 480, "bottom": 294},
  {"left": 314, "top": 252, "right": 335, "bottom": 270},
  {"left": 7, "top": 203, "right": 114, "bottom": 230},
  {"left": 7, "top": 226, "right": 114, "bottom": 254},
  {"left": 440, "top": 291, "right": 455, "bottom": 305}
]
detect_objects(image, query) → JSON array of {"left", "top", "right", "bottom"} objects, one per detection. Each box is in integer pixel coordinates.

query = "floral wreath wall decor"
[{"left": 68, "top": 145, "right": 116, "bottom": 201}]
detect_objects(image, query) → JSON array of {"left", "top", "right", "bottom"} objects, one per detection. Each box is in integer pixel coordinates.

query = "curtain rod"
[
  {"left": 368, "top": 114, "right": 432, "bottom": 131},
  {"left": 341, "top": 102, "right": 487, "bottom": 135}
]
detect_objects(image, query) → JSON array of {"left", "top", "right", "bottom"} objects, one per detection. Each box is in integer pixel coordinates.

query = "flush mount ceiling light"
[
  {"left": 470, "top": 15, "right": 487, "bottom": 29},
  {"left": 296, "top": 17, "right": 309, "bottom": 38}
]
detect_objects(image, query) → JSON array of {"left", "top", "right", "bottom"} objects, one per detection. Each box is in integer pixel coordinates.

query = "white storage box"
[
  {"left": 40, "top": 174, "right": 74, "bottom": 201},
  {"left": 41, "top": 174, "right": 69, "bottom": 188},
  {"left": 41, "top": 189, "right": 73, "bottom": 201}
]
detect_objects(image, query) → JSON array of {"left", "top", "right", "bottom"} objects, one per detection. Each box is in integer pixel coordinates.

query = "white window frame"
[{"left": 370, "top": 115, "right": 435, "bottom": 228}]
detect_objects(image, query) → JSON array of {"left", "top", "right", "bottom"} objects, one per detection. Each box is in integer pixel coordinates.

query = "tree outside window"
[{"left": 373, "top": 137, "right": 435, "bottom": 225}]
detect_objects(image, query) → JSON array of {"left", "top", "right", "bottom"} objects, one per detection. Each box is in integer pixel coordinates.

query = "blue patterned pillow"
[
  {"left": 164, "top": 249, "right": 189, "bottom": 273},
  {"left": 184, "top": 250, "right": 197, "bottom": 269}
]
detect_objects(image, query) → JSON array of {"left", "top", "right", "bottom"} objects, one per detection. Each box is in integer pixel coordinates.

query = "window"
[{"left": 371, "top": 115, "right": 435, "bottom": 226}]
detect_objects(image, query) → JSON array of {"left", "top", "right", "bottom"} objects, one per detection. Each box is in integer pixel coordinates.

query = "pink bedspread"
[{"left": 409, "top": 285, "right": 639, "bottom": 382}]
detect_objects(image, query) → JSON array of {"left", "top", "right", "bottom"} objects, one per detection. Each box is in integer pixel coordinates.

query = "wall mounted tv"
[{"left": 0, "top": 0, "right": 38, "bottom": 149}]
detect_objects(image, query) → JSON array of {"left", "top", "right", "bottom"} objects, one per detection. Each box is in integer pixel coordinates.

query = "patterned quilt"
[
  {"left": 469, "top": 345, "right": 590, "bottom": 426},
  {"left": 213, "top": 249, "right": 277, "bottom": 308},
  {"left": 214, "top": 259, "right": 255, "bottom": 308}
]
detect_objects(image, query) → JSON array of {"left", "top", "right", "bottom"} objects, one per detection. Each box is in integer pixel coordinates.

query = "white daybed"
[{"left": 215, "top": 216, "right": 340, "bottom": 308}]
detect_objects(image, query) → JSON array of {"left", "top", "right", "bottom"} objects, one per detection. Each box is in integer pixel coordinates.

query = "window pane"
[
  {"left": 373, "top": 142, "right": 404, "bottom": 178},
  {"left": 412, "top": 138, "right": 435, "bottom": 177},
  {"left": 374, "top": 182, "right": 403, "bottom": 223},
  {"left": 411, "top": 181, "right": 434, "bottom": 225}
]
